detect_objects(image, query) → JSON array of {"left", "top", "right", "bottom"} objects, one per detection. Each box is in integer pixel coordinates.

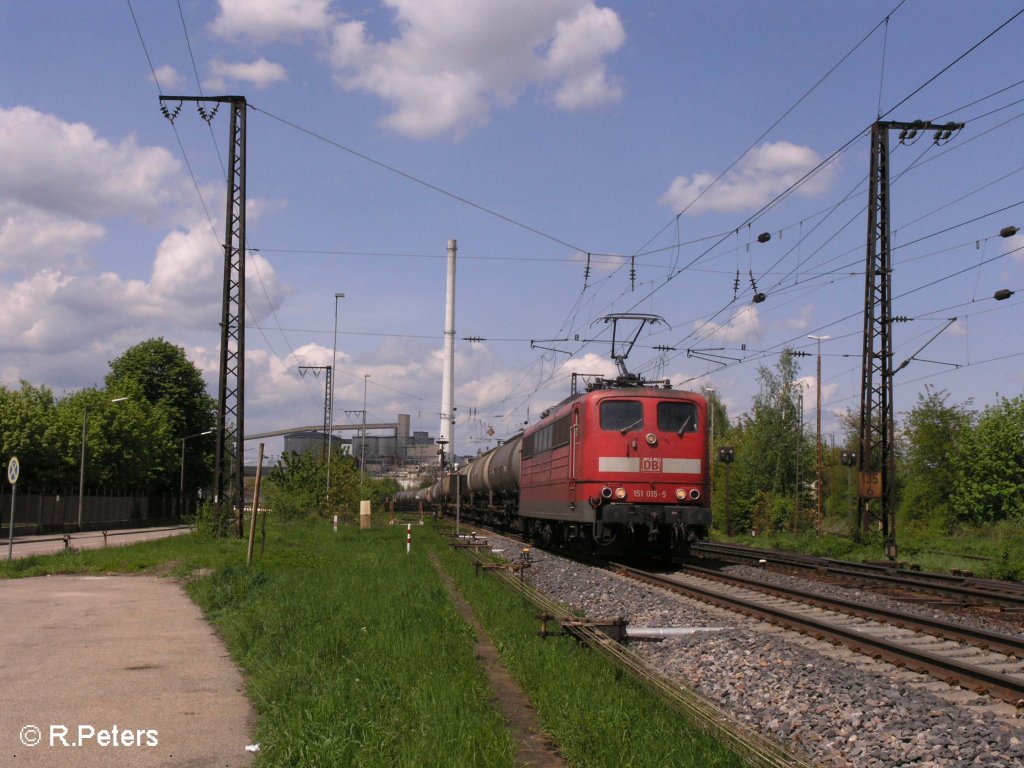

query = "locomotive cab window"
[
  {"left": 658, "top": 401, "right": 699, "bottom": 434},
  {"left": 600, "top": 400, "right": 643, "bottom": 432}
]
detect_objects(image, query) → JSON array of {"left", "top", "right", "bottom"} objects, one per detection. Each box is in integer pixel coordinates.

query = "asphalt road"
[{"left": 0, "top": 574, "right": 255, "bottom": 767}]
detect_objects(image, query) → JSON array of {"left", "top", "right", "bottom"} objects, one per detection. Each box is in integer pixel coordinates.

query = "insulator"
[
  {"left": 197, "top": 103, "right": 220, "bottom": 124},
  {"left": 757, "top": 232, "right": 771, "bottom": 243},
  {"left": 733, "top": 270, "right": 740, "bottom": 295},
  {"left": 159, "top": 102, "right": 181, "bottom": 124},
  {"left": 891, "top": 315, "right": 911, "bottom": 323},
  {"left": 994, "top": 289, "right": 1014, "bottom": 301},
  {"left": 748, "top": 269, "right": 759, "bottom": 292},
  {"left": 1000, "top": 226, "right": 1019, "bottom": 238}
]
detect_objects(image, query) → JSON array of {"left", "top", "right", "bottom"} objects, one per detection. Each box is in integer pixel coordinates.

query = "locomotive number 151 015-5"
[{"left": 634, "top": 489, "right": 668, "bottom": 499}]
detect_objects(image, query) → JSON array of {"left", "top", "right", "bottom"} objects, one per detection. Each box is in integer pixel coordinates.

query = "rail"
[
  {"left": 449, "top": 530, "right": 815, "bottom": 768},
  {"left": 693, "top": 541, "right": 1024, "bottom": 608},
  {"left": 618, "top": 564, "right": 1024, "bottom": 707}
]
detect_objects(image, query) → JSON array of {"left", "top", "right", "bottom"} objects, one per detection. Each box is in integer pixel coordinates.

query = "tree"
[
  {"left": 710, "top": 351, "right": 814, "bottom": 535},
  {"left": 0, "top": 381, "right": 62, "bottom": 485},
  {"left": 263, "top": 450, "right": 400, "bottom": 523},
  {"left": 105, "top": 339, "right": 215, "bottom": 494},
  {"left": 898, "top": 386, "right": 973, "bottom": 532},
  {"left": 952, "top": 394, "right": 1024, "bottom": 525}
]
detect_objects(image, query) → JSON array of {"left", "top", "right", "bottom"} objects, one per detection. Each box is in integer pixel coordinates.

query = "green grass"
[
  {"left": 2, "top": 520, "right": 749, "bottom": 767},
  {"left": 718, "top": 518, "right": 1024, "bottom": 580},
  {"left": 0, "top": 530, "right": 240, "bottom": 579},
  {"left": 432, "top": 535, "right": 746, "bottom": 768}
]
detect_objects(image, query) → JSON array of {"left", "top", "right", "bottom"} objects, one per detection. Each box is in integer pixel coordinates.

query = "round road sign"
[{"left": 7, "top": 456, "right": 19, "bottom": 485}]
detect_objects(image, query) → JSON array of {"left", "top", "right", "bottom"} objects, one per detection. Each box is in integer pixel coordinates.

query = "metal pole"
[
  {"left": 77, "top": 404, "right": 89, "bottom": 529},
  {"left": 7, "top": 484, "right": 16, "bottom": 560},
  {"left": 796, "top": 389, "right": 803, "bottom": 529},
  {"left": 725, "top": 463, "right": 731, "bottom": 536},
  {"left": 328, "top": 292, "right": 344, "bottom": 501},
  {"left": 816, "top": 345, "right": 823, "bottom": 532},
  {"left": 455, "top": 464, "right": 461, "bottom": 535},
  {"left": 809, "top": 335, "right": 830, "bottom": 533},
  {"left": 180, "top": 430, "right": 214, "bottom": 499},
  {"left": 703, "top": 387, "right": 714, "bottom": 506},
  {"left": 247, "top": 443, "right": 264, "bottom": 564},
  {"left": 360, "top": 374, "right": 369, "bottom": 499},
  {"left": 77, "top": 396, "right": 128, "bottom": 529}
]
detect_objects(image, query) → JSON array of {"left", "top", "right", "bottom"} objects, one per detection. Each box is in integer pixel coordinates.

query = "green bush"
[{"left": 188, "top": 500, "right": 234, "bottom": 538}]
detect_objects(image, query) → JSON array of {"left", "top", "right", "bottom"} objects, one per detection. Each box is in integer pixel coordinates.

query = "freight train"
[{"left": 396, "top": 372, "right": 711, "bottom": 556}]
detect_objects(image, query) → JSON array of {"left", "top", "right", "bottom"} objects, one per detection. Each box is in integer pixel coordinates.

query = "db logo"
[{"left": 640, "top": 457, "right": 662, "bottom": 473}]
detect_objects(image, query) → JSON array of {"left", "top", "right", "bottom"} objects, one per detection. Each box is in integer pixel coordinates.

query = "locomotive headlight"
[
  {"left": 614, "top": 487, "right": 627, "bottom": 500},
  {"left": 645, "top": 433, "right": 657, "bottom": 445},
  {"left": 690, "top": 489, "right": 701, "bottom": 501},
  {"left": 675, "top": 488, "right": 687, "bottom": 501},
  {"left": 601, "top": 486, "right": 613, "bottom": 500}
]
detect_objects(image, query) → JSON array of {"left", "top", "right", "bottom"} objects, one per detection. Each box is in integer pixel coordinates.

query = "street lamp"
[
  {"left": 702, "top": 386, "right": 715, "bottom": 507},
  {"left": 360, "top": 374, "right": 370, "bottom": 499},
  {"left": 807, "top": 335, "right": 831, "bottom": 533},
  {"left": 78, "top": 396, "right": 129, "bottom": 529},
  {"left": 328, "top": 292, "right": 344, "bottom": 501},
  {"left": 181, "top": 430, "right": 214, "bottom": 497}
]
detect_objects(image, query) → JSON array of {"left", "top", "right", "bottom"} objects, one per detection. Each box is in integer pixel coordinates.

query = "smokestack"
[{"left": 439, "top": 239, "right": 456, "bottom": 465}]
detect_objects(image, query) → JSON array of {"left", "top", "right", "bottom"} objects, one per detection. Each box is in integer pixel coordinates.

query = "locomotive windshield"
[
  {"left": 600, "top": 400, "right": 643, "bottom": 432},
  {"left": 658, "top": 401, "right": 699, "bottom": 433}
]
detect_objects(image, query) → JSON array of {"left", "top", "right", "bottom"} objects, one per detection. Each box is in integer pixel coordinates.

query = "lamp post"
[
  {"left": 360, "top": 374, "right": 370, "bottom": 500},
  {"left": 328, "top": 292, "right": 344, "bottom": 501},
  {"left": 807, "top": 335, "right": 831, "bottom": 533},
  {"left": 718, "top": 446, "right": 735, "bottom": 536},
  {"left": 702, "top": 386, "right": 715, "bottom": 507},
  {"left": 78, "top": 396, "right": 129, "bottom": 529},
  {"left": 841, "top": 450, "right": 857, "bottom": 535},
  {"left": 181, "top": 430, "right": 214, "bottom": 497}
]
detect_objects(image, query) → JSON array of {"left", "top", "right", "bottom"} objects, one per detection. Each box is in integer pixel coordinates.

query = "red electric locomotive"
[
  {"left": 404, "top": 314, "right": 713, "bottom": 555},
  {"left": 516, "top": 377, "right": 710, "bottom": 554}
]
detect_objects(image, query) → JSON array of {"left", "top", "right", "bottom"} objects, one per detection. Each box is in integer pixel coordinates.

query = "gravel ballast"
[{"left": 508, "top": 542, "right": 1024, "bottom": 768}]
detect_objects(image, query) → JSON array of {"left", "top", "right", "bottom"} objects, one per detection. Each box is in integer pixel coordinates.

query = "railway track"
[
  {"left": 451, "top": 521, "right": 1024, "bottom": 704},
  {"left": 449, "top": 530, "right": 815, "bottom": 768},
  {"left": 616, "top": 562, "right": 1024, "bottom": 707},
  {"left": 692, "top": 541, "right": 1024, "bottom": 609}
]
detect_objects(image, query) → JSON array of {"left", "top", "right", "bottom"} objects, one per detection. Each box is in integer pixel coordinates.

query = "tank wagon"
[{"left": 397, "top": 376, "right": 711, "bottom": 556}]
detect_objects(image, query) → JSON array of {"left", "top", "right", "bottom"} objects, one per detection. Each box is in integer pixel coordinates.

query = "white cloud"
[
  {"left": 785, "top": 304, "right": 815, "bottom": 332},
  {"left": 209, "top": 0, "right": 334, "bottom": 43},
  {"left": 696, "top": 305, "right": 762, "bottom": 344},
  {"left": 329, "top": 0, "right": 625, "bottom": 139},
  {"left": 205, "top": 58, "right": 289, "bottom": 91},
  {"left": 152, "top": 65, "right": 184, "bottom": 91},
  {"left": 0, "top": 202, "right": 104, "bottom": 273},
  {"left": 1006, "top": 232, "right": 1024, "bottom": 263},
  {"left": 0, "top": 105, "right": 286, "bottom": 373},
  {"left": 660, "top": 141, "right": 839, "bottom": 216},
  {"left": 150, "top": 222, "right": 286, "bottom": 326},
  {"left": 543, "top": 3, "right": 624, "bottom": 109},
  {"left": 0, "top": 106, "right": 182, "bottom": 222}
]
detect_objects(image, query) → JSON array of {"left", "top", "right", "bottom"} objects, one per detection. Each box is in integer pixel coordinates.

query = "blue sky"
[{"left": 2, "top": 1, "right": 1022, "bottom": 463}]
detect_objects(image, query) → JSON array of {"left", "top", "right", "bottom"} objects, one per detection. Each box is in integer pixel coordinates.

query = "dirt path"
[{"left": 431, "top": 556, "right": 566, "bottom": 768}]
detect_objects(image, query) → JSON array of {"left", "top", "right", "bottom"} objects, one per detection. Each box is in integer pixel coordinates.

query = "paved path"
[
  {"left": 0, "top": 575, "right": 254, "bottom": 767},
  {"left": 3, "top": 526, "right": 192, "bottom": 560}
]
